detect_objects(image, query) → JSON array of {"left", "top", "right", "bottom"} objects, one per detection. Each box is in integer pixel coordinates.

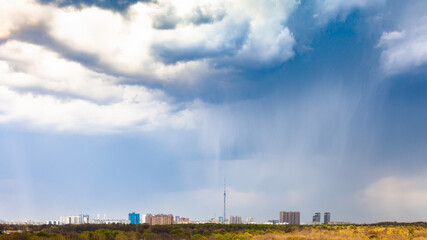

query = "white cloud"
[
  {"left": 19, "top": 0, "right": 297, "bottom": 81},
  {"left": 0, "top": 0, "right": 52, "bottom": 39},
  {"left": 48, "top": 4, "right": 155, "bottom": 76},
  {"left": 358, "top": 175, "right": 427, "bottom": 221},
  {"left": 378, "top": 17, "right": 427, "bottom": 75},
  {"left": 0, "top": 40, "right": 194, "bottom": 133},
  {"left": 314, "top": 0, "right": 385, "bottom": 24},
  {"left": 0, "top": 0, "right": 300, "bottom": 132},
  {"left": 376, "top": 30, "right": 406, "bottom": 47},
  {"left": 222, "top": 0, "right": 298, "bottom": 66},
  {"left": 0, "top": 40, "right": 122, "bottom": 102}
]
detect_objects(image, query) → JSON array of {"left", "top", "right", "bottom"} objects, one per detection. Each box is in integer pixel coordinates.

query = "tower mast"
[{"left": 223, "top": 179, "right": 226, "bottom": 223}]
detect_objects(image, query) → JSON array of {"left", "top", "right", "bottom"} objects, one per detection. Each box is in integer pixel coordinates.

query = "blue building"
[{"left": 128, "top": 212, "right": 140, "bottom": 224}]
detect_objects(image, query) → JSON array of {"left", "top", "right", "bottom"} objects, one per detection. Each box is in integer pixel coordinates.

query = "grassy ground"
[
  {"left": 1, "top": 223, "right": 426, "bottom": 239},
  {"left": 249, "top": 225, "right": 427, "bottom": 240}
]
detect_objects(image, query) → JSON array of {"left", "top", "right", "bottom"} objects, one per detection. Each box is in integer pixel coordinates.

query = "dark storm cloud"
[
  {"left": 1, "top": 0, "right": 427, "bottom": 223},
  {"left": 38, "top": 0, "right": 152, "bottom": 12}
]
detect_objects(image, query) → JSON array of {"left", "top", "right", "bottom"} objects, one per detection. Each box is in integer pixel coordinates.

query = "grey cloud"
[
  {"left": 152, "top": 6, "right": 181, "bottom": 30},
  {"left": 38, "top": 0, "right": 153, "bottom": 12},
  {"left": 151, "top": 20, "right": 250, "bottom": 64},
  {"left": 8, "top": 86, "right": 120, "bottom": 106},
  {"left": 12, "top": 25, "right": 100, "bottom": 69},
  {"left": 10, "top": 25, "right": 164, "bottom": 86},
  {"left": 314, "top": 0, "right": 385, "bottom": 25},
  {"left": 152, "top": 4, "right": 227, "bottom": 30},
  {"left": 4, "top": 0, "right": 298, "bottom": 82},
  {"left": 188, "top": 6, "right": 226, "bottom": 25}
]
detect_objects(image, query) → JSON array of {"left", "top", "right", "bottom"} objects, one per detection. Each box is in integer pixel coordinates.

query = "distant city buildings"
[
  {"left": 60, "top": 214, "right": 89, "bottom": 225},
  {"left": 228, "top": 215, "right": 242, "bottom": 224},
  {"left": 141, "top": 214, "right": 146, "bottom": 224},
  {"left": 33, "top": 187, "right": 341, "bottom": 226},
  {"left": 312, "top": 212, "right": 321, "bottom": 224},
  {"left": 0, "top": 220, "right": 44, "bottom": 225},
  {"left": 145, "top": 214, "right": 174, "bottom": 225},
  {"left": 309, "top": 212, "right": 331, "bottom": 225},
  {"left": 204, "top": 218, "right": 217, "bottom": 224},
  {"left": 268, "top": 220, "right": 279, "bottom": 225},
  {"left": 324, "top": 212, "right": 331, "bottom": 225},
  {"left": 59, "top": 214, "right": 89, "bottom": 225},
  {"left": 92, "top": 219, "right": 130, "bottom": 224},
  {"left": 128, "top": 212, "right": 140, "bottom": 224},
  {"left": 3, "top": 180, "right": 337, "bottom": 226},
  {"left": 176, "top": 217, "right": 190, "bottom": 224},
  {"left": 16, "top": 209, "right": 338, "bottom": 226},
  {"left": 60, "top": 216, "right": 79, "bottom": 225},
  {"left": 145, "top": 214, "right": 152, "bottom": 225},
  {"left": 58, "top": 214, "right": 130, "bottom": 224},
  {"left": 80, "top": 214, "right": 90, "bottom": 224},
  {"left": 279, "top": 211, "right": 300, "bottom": 225},
  {"left": 46, "top": 220, "right": 59, "bottom": 225}
]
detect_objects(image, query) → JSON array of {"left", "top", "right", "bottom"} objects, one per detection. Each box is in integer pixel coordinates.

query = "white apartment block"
[
  {"left": 60, "top": 214, "right": 89, "bottom": 225},
  {"left": 228, "top": 215, "right": 242, "bottom": 224}
]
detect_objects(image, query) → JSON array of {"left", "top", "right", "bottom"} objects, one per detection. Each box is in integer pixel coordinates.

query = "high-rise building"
[
  {"left": 60, "top": 216, "right": 81, "bottom": 225},
  {"left": 228, "top": 215, "right": 242, "bottom": 224},
  {"left": 279, "top": 211, "right": 300, "bottom": 225},
  {"left": 219, "top": 216, "right": 224, "bottom": 224},
  {"left": 145, "top": 214, "right": 152, "bottom": 225},
  {"left": 224, "top": 181, "right": 226, "bottom": 223},
  {"left": 268, "top": 220, "right": 279, "bottom": 225},
  {"left": 176, "top": 217, "right": 190, "bottom": 224},
  {"left": 145, "top": 214, "right": 174, "bottom": 225},
  {"left": 312, "top": 212, "right": 321, "bottom": 224},
  {"left": 324, "top": 212, "right": 331, "bottom": 225},
  {"left": 128, "top": 212, "right": 140, "bottom": 224},
  {"left": 80, "top": 214, "right": 89, "bottom": 224},
  {"left": 245, "top": 216, "right": 254, "bottom": 223},
  {"left": 46, "top": 220, "right": 59, "bottom": 225},
  {"left": 93, "top": 219, "right": 130, "bottom": 224},
  {"left": 206, "top": 217, "right": 220, "bottom": 223}
]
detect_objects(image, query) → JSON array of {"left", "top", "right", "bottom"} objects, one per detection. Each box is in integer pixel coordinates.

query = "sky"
[{"left": 0, "top": 0, "right": 427, "bottom": 224}]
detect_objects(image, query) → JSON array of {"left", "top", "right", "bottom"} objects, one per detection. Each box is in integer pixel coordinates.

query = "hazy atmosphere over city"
[{"left": 0, "top": 0, "right": 427, "bottom": 224}]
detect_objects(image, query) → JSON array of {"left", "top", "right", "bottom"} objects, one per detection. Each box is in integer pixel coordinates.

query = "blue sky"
[{"left": 0, "top": 0, "right": 426, "bottom": 223}]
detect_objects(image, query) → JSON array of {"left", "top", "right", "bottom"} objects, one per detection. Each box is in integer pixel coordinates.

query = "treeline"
[
  {"left": 0, "top": 224, "right": 302, "bottom": 239},
  {"left": 1, "top": 223, "right": 300, "bottom": 234},
  {"left": 370, "top": 221, "right": 427, "bottom": 227}
]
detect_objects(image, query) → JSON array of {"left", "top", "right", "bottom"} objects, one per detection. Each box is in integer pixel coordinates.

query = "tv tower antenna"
[{"left": 223, "top": 179, "right": 226, "bottom": 223}]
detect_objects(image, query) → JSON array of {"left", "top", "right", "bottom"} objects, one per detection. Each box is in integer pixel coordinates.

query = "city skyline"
[
  {"left": 2, "top": 210, "right": 334, "bottom": 225},
  {"left": 1, "top": 0, "right": 427, "bottom": 224}
]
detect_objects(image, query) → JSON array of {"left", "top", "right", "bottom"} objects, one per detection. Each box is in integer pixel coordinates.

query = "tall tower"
[{"left": 223, "top": 179, "right": 226, "bottom": 223}]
